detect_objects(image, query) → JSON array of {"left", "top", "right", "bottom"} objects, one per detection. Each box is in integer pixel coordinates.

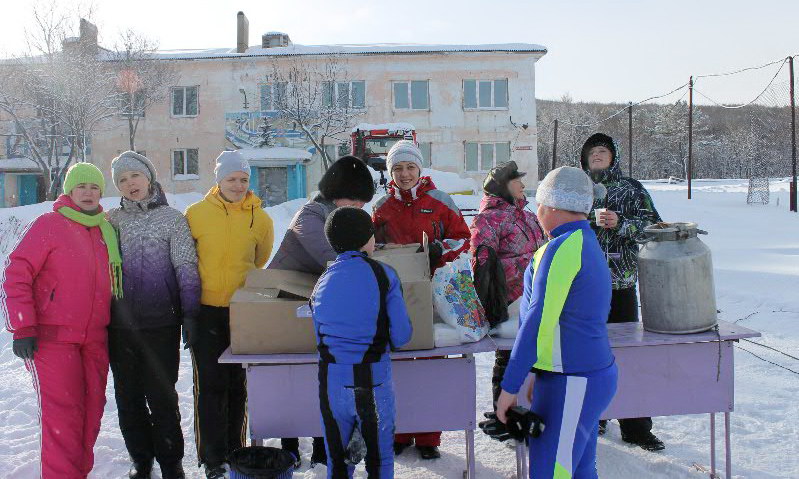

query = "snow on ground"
[{"left": 0, "top": 178, "right": 797, "bottom": 478}]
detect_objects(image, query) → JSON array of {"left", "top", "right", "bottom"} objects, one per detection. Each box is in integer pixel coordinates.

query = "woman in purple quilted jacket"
[
  {"left": 107, "top": 151, "right": 201, "bottom": 479},
  {"left": 469, "top": 161, "right": 547, "bottom": 409}
]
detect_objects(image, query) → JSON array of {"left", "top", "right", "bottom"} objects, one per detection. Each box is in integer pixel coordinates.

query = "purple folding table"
[
  {"left": 219, "top": 338, "right": 497, "bottom": 479},
  {"left": 494, "top": 320, "right": 760, "bottom": 479}
]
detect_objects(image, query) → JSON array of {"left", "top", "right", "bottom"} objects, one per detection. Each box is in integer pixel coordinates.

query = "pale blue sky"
[{"left": 2, "top": 0, "right": 796, "bottom": 104}]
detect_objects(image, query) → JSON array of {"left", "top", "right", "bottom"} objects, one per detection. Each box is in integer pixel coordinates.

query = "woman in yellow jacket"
[{"left": 184, "top": 151, "right": 274, "bottom": 479}]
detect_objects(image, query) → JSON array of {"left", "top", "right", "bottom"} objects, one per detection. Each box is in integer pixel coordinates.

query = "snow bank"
[{"left": 1, "top": 179, "right": 797, "bottom": 478}]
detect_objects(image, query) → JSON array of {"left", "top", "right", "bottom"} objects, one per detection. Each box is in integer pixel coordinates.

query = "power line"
[
  {"left": 693, "top": 60, "right": 788, "bottom": 109},
  {"left": 695, "top": 55, "right": 791, "bottom": 79},
  {"left": 556, "top": 82, "right": 690, "bottom": 129}
]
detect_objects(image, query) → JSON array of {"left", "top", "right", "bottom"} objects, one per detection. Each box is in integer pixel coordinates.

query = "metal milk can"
[{"left": 638, "top": 222, "right": 718, "bottom": 334}]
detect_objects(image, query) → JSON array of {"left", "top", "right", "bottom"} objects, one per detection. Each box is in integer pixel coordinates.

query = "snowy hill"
[{"left": 0, "top": 179, "right": 797, "bottom": 478}]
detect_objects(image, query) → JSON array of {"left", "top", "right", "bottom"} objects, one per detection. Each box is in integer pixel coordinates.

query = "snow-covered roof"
[
  {"left": 236, "top": 147, "right": 312, "bottom": 161},
  {"left": 352, "top": 122, "right": 415, "bottom": 133},
  {"left": 0, "top": 158, "right": 40, "bottom": 171},
  {"left": 138, "top": 43, "right": 547, "bottom": 61}
]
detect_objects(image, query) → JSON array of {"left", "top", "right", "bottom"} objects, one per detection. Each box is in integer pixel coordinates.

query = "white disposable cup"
[{"left": 594, "top": 208, "right": 608, "bottom": 226}]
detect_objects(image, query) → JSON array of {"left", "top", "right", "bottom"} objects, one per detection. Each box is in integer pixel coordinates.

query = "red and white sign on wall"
[{"left": 514, "top": 145, "right": 534, "bottom": 151}]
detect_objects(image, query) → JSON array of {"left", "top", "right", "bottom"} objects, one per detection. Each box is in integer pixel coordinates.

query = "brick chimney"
[{"left": 236, "top": 12, "right": 249, "bottom": 53}]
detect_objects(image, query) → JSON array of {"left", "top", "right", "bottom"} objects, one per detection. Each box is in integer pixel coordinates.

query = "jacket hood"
[
  {"left": 120, "top": 182, "right": 169, "bottom": 213},
  {"left": 53, "top": 194, "right": 104, "bottom": 213},
  {"left": 580, "top": 133, "right": 622, "bottom": 184},
  {"left": 387, "top": 176, "right": 437, "bottom": 201}
]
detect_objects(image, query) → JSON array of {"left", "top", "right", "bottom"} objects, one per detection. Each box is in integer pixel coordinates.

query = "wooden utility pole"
[
  {"left": 688, "top": 76, "right": 694, "bottom": 200},
  {"left": 552, "top": 119, "right": 559, "bottom": 171},
  {"left": 628, "top": 102, "right": 634, "bottom": 177},
  {"left": 790, "top": 56, "right": 797, "bottom": 212}
]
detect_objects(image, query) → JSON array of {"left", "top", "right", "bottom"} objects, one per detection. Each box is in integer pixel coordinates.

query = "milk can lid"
[{"left": 643, "top": 222, "right": 701, "bottom": 241}]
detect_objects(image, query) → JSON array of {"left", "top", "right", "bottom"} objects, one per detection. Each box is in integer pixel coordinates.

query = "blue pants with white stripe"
[
  {"left": 528, "top": 362, "right": 618, "bottom": 479},
  {"left": 318, "top": 361, "right": 396, "bottom": 479}
]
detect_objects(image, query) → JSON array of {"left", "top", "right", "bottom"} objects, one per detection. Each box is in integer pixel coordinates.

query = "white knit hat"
[
  {"left": 535, "top": 166, "right": 606, "bottom": 214},
  {"left": 386, "top": 140, "right": 424, "bottom": 172},
  {"left": 214, "top": 150, "right": 251, "bottom": 183}
]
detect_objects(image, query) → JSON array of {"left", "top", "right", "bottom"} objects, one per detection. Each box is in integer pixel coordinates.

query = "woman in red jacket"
[
  {"left": 2, "top": 163, "right": 121, "bottom": 478},
  {"left": 372, "top": 140, "right": 470, "bottom": 460}
]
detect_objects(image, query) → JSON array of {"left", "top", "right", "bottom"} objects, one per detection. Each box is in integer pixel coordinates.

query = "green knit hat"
[{"left": 63, "top": 162, "right": 106, "bottom": 195}]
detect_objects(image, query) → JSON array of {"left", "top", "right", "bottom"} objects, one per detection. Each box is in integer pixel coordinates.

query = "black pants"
[
  {"left": 491, "top": 349, "right": 511, "bottom": 410},
  {"left": 280, "top": 437, "right": 325, "bottom": 458},
  {"left": 606, "top": 286, "right": 653, "bottom": 438},
  {"left": 109, "top": 325, "right": 183, "bottom": 467},
  {"left": 190, "top": 306, "right": 247, "bottom": 468}
]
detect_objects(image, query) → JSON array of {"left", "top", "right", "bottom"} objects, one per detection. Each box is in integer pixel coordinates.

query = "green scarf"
[{"left": 58, "top": 206, "right": 123, "bottom": 299}]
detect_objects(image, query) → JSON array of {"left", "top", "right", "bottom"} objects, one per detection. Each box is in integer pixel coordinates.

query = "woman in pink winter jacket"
[
  {"left": 2, "top": 163, "right": 121, "bottom": 479},
  {"left": 469, "top": 161, "right": 546, "bottom": 410}
]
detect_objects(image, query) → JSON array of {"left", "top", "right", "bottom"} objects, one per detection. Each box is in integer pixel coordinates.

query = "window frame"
[
  {"left": 392, "top": 80, "right": 430, "bottom": 111},
  {"left": 322, "top": 80, "right": 366, "bottom": 110},
  {"left": 171, "top": 148, "right": 200, "bottom": 180},
  {"left": 463, "top": 79, "right": 509, "bottom": 111},
  {"left": 119, "top": 90, "right": 146, "bottom": 118},
  {"left": 464, "top": 141, "right": 512, "bottom": 172},
  {"left": 170, "top": 86, "right": 199, "bottom": 117},
  {"left": 260, "top": 82, "right": 289, "bottom": 112}
]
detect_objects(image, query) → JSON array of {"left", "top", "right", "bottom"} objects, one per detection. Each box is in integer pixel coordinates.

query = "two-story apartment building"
[{"left": 6, "top": 13, "right": 547, "bottom": 205}]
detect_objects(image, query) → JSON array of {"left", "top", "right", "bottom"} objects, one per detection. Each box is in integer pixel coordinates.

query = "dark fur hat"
[
  {"left": 483, "top": 161, "right": 526, "bottom": 205},
  {"left": 318, "top": 155, "right": 375, "bottom": 202}
]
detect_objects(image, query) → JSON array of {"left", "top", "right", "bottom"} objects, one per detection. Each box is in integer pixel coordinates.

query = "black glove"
[
  {"left": 506, "top": 406, "right": 546, "bottom": 439},
  {"left": 182, "top": 317, "right": 200, "bottom": 350},
  {"left": 478, "top": 411, "right": 513, "bottom": 442},
  {"left": 12, "top": 337, "right": 38, "bottom": 360}
]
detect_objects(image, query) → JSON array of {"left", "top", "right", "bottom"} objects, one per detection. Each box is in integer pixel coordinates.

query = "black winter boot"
[
  {"left": 159, "top": 461, "right": 186, "bottom": 479},
  {"left": 128, "top": 458, "right": 153, "bottom": 479},
  {"left": 310, "top": 436, "right": 328, "bottom": 467}
]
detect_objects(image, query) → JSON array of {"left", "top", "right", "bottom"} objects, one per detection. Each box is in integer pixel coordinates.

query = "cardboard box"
[
  {"left": 230, "top": 269, "right": 318, "bottom": 354},
  {"left": 230, "top": 242, "right": 436, "bottom": 355},
  {"left": 372, "top": 243, "right": 435, "bottom": 351}
]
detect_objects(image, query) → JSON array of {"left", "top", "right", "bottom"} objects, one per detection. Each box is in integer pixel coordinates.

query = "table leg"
[
  {"left": 522, "top": 441, "right": 529, "bottom": 478},
  {"left": 724, "top": 412, "right": 732, "bottom": 479},
  {"left": 515, "top": 441, "right": 525, "bottom": 479},
  {"left": 464, "top": 428, "right": 476, "bottom": 479},
  {"left": 710, "top": 413, "right": 716, "bottom": 478}
]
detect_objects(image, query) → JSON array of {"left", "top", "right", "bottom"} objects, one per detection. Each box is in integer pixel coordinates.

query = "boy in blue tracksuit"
[
  {"left": 496, "top": 167, "right": 618, "bottom": 479},
  {"left": 312, "top": 206, "right": 413, "bottom": 479}
]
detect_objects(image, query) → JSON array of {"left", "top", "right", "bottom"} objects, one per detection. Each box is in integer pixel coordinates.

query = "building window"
[
  {"left": 172, "top": 149, "right": 199, "bottom": 179},
  {"left": 323, "top": 81, "right": 365, "bottom": 109},
  {"left": 260, "top": 82, "right": 288, "bottom": 111},
  {"left": 393, "top": 81, "right": 429, "bottom": 110},
  {"left": 120, "top": 90, "right": 145, "bottom": 117},
  {"left": 171, "top": 86, "right": 198, "bottom": 117},
  {"left": 465, "top": 142, "right": 511, "bottom": 171},
  {"left": 463, "top": 79, "right": 508, "bottom": 109},
  {"left": 419, "top": 142, "right": 432, "bottom": 168}
]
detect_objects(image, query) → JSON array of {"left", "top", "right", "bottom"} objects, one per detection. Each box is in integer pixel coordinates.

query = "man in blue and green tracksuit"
[
  {"left": 312, "top": 206, "right": 413, "bottom": 479},
  {"left": 497, "top": 167, "right": 618, "bottom": 479}
]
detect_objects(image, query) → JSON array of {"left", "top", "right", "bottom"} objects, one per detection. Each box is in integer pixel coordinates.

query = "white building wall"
[{"left": 90, "top": 50, "right": 543, "bottom": 197}]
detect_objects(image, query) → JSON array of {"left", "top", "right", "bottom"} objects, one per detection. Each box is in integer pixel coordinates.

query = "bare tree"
[
  {"left": 107, "top": 29, "right": 178, "bottom": 150},
  {"left": 0, "top": 3, "right": 120, "bottom": 199},
  {"left": 265, "top": 55, "right": 364, "bottom": 170}
]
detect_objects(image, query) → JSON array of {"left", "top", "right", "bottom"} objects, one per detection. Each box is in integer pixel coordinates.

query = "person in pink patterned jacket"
[{"left": 469, "top": 161, "right": 546, "bottom": 408}]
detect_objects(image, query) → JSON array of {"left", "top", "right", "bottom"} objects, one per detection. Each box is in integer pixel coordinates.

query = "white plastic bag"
[
  {"left": 431, "top": 249, "right": 490, "bottom": 343},
  {"left": 490, "top": 297, "right": 521, "bottom": 338}
]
